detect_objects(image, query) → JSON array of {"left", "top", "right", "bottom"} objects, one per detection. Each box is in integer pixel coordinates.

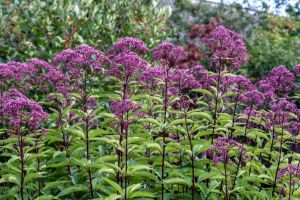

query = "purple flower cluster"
[
  {"left": 107, "top": 37, "right": 149, "bottom": 56},
  {"left": 152, "top": 42, "right": 186, "bottom": 67},
  {"left": 288, "top": 121, "right": 300, "bottom": 136},
  {"left": 277, "top": 164, "right": 300, "bottom": 180},
  {"left": 294, "top": 64, "right": 300, "bottom": 77},
  {"left": 139, "top": 66, "right": 164, "bottom": 86},
  {"left": 172, "top": 96, "right": 194, "bottom": 110},
  {"left": 53, "top": 44, "right": 108, "bottom": 78},
  {"left": 259, "top": 66, "right": 296, "bottom": 99},
  {"left": 203, "top": 26, "right": 248, "bottom": 71},
  {"left": 240, "top": 90, "right": 265, "bottom": 107},
  {"left": 109, "top": 52, "right": 147, "bottom": 78},
  {"left": 191, "top": 65, "right": 212, "bottom": 89},
  {"left": 110, "top": 99, "right": 142, "bottom": 117},
  {"left": 170, "top": 69, "right": 200, "bottom": 91},
  {"left": 28, "top": 58, "right": 70, "bottom": 92},
  {"left": 266, "top": 99, "right": 298, "bottom": 128},
  {"left": 223, "top": 75, "right": 254, "bottom": 93},
  {"left": 1, "top": 89, "right": 48, "bottom": 129},
  {"left": 204, "top": 136, "right": 246, "bottom": 163},
  {"left": 107, "top": 38, "right": 148, "bottom": 80},
  {"left": 0, "top": 64, "right": 14, "bottom": 88},
  {"left": 8, "top": 61, "right": 37, "bottom": 82}
]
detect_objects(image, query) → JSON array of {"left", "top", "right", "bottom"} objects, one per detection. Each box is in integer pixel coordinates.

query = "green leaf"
[
  {"left": 139, "top": 118, "right": 162, "bottom": 127},
  {"left": 35, "top": 195, "right": 56, "bottom": 200},
  {"left": 164, "top": 177, "right": 191, "bottom": 186},
  {"left": 170, "top": 119, "right": 193, "bottom": 126},
  {"left": 104, "top": 194, "right": 122, "bottom": 200},
  {"left": 192, "top": 89, "right": 213, "bottom": 97},
  {"left": 56, "top": 186, "right": 88, "bottom": 197},
  {"left": 103, "top": 177, "right": 123, "bottom": 195},
  {"left": 188, "top": 111, "right": 213, "bottom": 122},
  {"left": 127, "top": 183, "right": 142, "bottom": 195},
  {"left": 129, "top": 191, "right": 155, "bottom": 198}
]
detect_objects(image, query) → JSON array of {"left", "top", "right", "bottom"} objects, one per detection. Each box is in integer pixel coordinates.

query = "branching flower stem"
[
  {"left": 272, "top": 120, "right": 284, "bottom": 197},
  {"left": 161, "top": 68, "right": 170, "bottom": 200},
  {"left": 184, "top": 109, "right": 195, "bottom": 200}
]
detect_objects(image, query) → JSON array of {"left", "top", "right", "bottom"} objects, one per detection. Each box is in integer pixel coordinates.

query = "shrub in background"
[{"left": 0, "top": 0, "right": 171, "bottom": 62}]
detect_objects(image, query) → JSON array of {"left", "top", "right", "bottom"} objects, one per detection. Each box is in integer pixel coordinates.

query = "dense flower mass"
[
  {"left": 259, "top": 66, "right": 296, "bottom": 98},
  {"left": 288, "top": 121, "right": 300, "bottom": 135},
  {"left": 240, "top": 90, "right": 265, "bottom": 106},
  {"left": 170, "top": 69, "right": 200, "bottom": 91},
  {"left": 1, "top": 34, "right": 300, "bottom": 200},
  {"left": 266, "top": 99, "right": 298, "bottom": 128},
  {"left": 53, "top": 44, "right": 108, "bottom": 77},
  {"left": 2, "top": 89, "right": 48, "bottom": 129},
  {"left": 278, "top": 164, "right": 300, "bottom": 180},
  {"left": 191, "top": 65, "right": 212, "bottom": 89},
  {"left": 28, "top": 58, "right": 70, "bottom": 91},
  {"left": 110, "top": 99, "right": 141, "bottom": 117},
  {"left": 8, "top": 61, "right": 36, "bottom": 82},
  {"left": 203, "top": 26, "right": 248, "bottom": 70},
  {"left": 0, "top": 64, "right": 14, "bottom": 88},
  {"left": 109, "top": 52, "right": 147, "bottom": 78},
  {"left": 152, "top": 42, "right": 185, "bottom": 67},
  {"left": 223, "top": 75, "right": 254, "bottom": 92},
  {"left": 294, "top": 64, "right": 300, "bottom": 77},
  {"left": 108, "top": 37, "right": 149, "bottom": 56},
  {"left": 139, "top": 66, "right": 164, "bottom": 86},
  {"left": 204, "top": 136, "right": 246, "bottom": 163}
]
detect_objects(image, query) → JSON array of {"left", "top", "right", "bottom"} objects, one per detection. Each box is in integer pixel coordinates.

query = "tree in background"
[
  {"left": 247, "top": 15, "right": 300, "bottom": 78},
  {"left": 0, "top": 0, "right": 171, "bottom": 62},
  {"left": 168, "top": 0, "right": 300, "bottom": 79}
]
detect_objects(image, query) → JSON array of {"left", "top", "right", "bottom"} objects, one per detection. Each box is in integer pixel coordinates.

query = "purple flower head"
[
  {"left": 2, "top": 89, "right": 48, "bottom": 129},
  {"left": 28, "top": 58, "right": 70, "bottom": 92},
  {"left": 55, "top": 86, "right": 73, "bottom": 97},
  {"left": 259, "top": 66, "right": 296, "bottom": 99},
  {"left": 0, "top": 63, "right": 14, "bottom": 79},
  {"left": 28, "top": 58, "right": 53, "bottom": 71},
  {"left": 108, "top": 37, "right": 148, "bottom": 56},
  {"left": 294, "top": 64, "right": 300, "bottom": 77},
  {"left": 110, "top": 99, "right": 142, "bottom": 117},
  {"left": 52, "top": 49, "right": 77, "bottom": 65},
  {"left": 170, "top": 69, "right": 200, "bottom": 92},
  {"left": 203, "top": 26, "right": 248, "bottom": 71},
  {"left": 240, "top": 90, "right": 265, "bottom": 106},
  {"left": 53, "top": 44, "right": 108, "bottom": 78},
  {"left": 152, "top": 42, "right": 185, "bottom": 67},
  {"left": 81, "top": 97, "right": 98, "bottom": 111},
  {"left": 0, "top": 63, "right": 14, "bottom": 88},
  {"left": 172, "top": 96, "right": 194, "bottom": 110},
  {"left": 288, "top": 121, "right": 300, "bottom": 136},
  {"left": 223, "top": 75, "right": 254, "bottom": 93},
  {"left": 74, "top": 44, "right": 109, "bottom": 71},
  {"left": 270, "top": 99, "right": 297, "bottom": 114},
  {"left": 8, "top": 61, "right": 37, "bottom": 83},
  {"left": 204, "top": 136, "right": 246, "bottom": 163},
  {"left": 240, "top": 107, "right": 264, "bottom": 128},
  {"left": 139, "top": 66, "right": 164, "bottom": 86},
  {"left": 133, "top": 111, "right": 148, "bottom": 118},
  {"left": 277, "top": 164, "right": 300, "bottom": 180},
  {"left": 109, "top": 52, "right": 147, "bottom": 79},
  {"left": 266, "top": 99, "right": 298, "bottom": 128},
  {"left": 191, "top": 65, "right": 213, "bottom": 89}
]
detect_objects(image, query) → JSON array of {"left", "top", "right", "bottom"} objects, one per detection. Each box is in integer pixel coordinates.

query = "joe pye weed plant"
[{"left": 0, "top": 26, "right": 300, "bottom": 200}]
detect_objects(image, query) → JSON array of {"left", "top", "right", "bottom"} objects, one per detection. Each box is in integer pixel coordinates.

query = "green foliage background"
[
  {"left": 0, "top": 0, "right": 171, "bottom": 62},
  {"left": 168, "top": 0, "right": 300, "bottom": 79}
]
